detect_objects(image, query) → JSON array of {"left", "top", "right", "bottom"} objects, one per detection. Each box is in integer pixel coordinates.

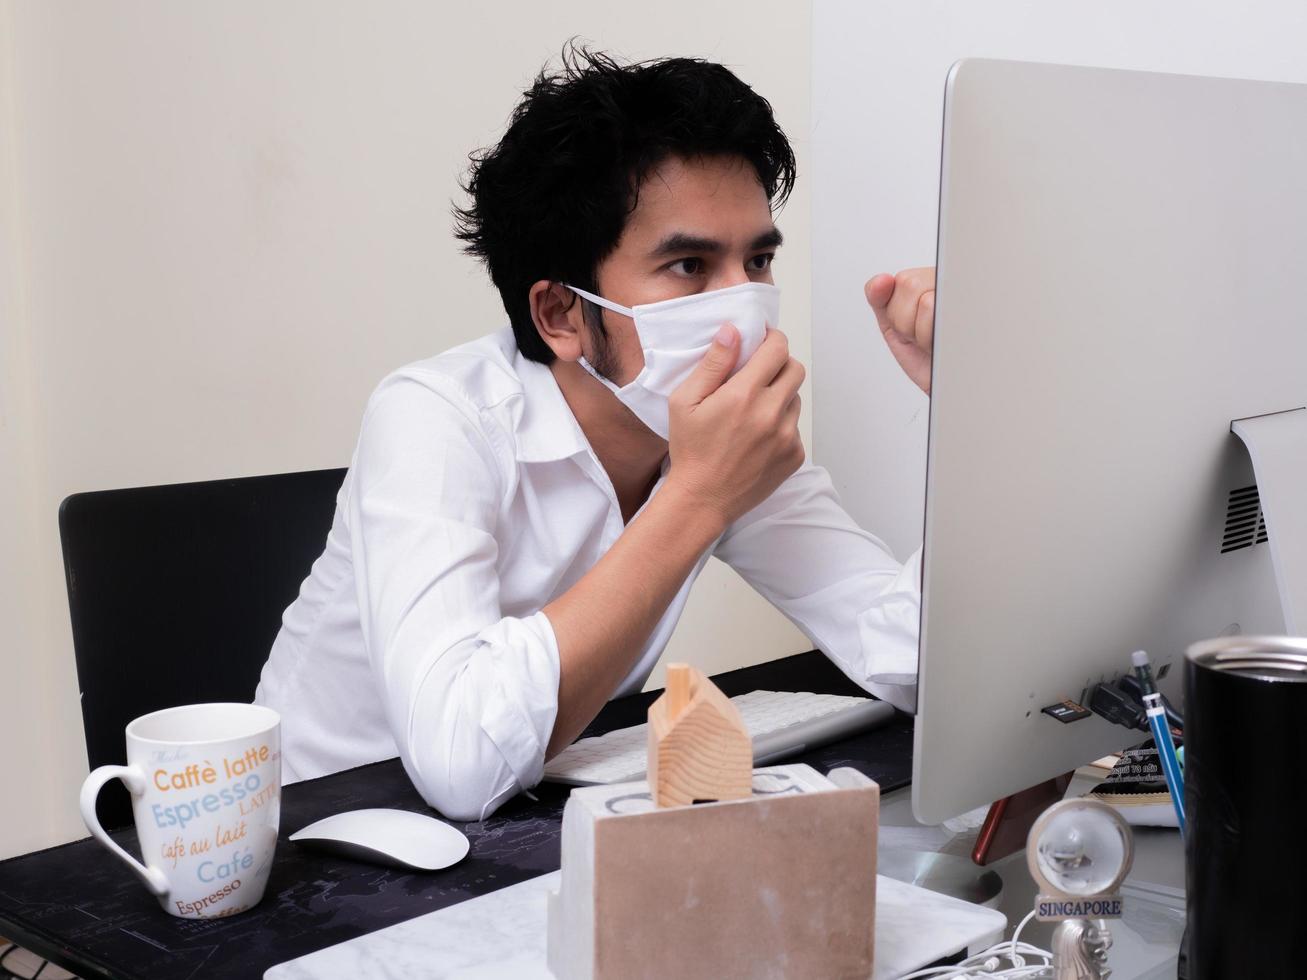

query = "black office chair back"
[{"left": 59, "top": 467, "right": 346, "bottom": 829}]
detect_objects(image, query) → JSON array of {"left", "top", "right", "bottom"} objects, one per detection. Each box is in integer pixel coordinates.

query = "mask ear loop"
[
  {"left": 562, "top": 283, "right": 625, "bottom": 387},
  {"left": 562, "top": 283, "right": 635, "bottom": 319}
]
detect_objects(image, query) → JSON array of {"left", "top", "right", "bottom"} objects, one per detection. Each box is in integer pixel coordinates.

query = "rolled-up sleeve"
[
  {"left": 714, "top": 462, "right": 923, "bottom": 714},
  {"left": 347, "top": 376, "right": 560, "bottom": 821}
]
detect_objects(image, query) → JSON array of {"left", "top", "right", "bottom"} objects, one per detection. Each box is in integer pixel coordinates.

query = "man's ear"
[{"left": 529, "top": 280, "right": 585, "bottom": 362}]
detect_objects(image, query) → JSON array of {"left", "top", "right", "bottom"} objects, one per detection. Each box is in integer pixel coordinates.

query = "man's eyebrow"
[
  {"left": 648, "top": 232, "right": 723, "bottom": 258},
  {"left": 647, "top": 226, "right": 784, "bottom": 258}
]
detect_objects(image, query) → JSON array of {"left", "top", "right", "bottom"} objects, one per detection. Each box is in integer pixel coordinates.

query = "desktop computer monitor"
[{"left": 913, "top": 58, "right": 1307, "bottom": 824}]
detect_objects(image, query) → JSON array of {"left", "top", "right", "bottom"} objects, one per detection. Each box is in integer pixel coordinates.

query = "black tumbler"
[{"left": 1184, "top": 636, "right": 1307, "bottom": 979}]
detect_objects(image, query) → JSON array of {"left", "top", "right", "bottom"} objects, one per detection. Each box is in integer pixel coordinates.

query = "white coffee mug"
[{"left": 79, "top": 702, "right": 281, "bottom": 919}]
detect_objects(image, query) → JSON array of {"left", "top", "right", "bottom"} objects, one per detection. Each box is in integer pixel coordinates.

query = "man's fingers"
[
  {"left": 864, "top": 273, "right": 896, "bottom": 313},
  {"left": 734, "top": 327, "right": 791, "bottom": 387},
  {"left": 782, "top": 391, "right": 802, "bottom": 429},
  {"left": 886, "top": 274, "right": 923, "bottom": 342},
  {"left": 674, "top": 323, "right": 740, "bottom": 405},
  {"left": 864, "top": 274, "right": 896, "bottom": 336},
  {"left": 766, "top": 357, "right": 806, "bottom": 406},
  {"left": 914, "top": 289, "right": 936, "bottom": 353},
  {"left": 868, "top": 268, "right": 936, "bottom": 350},
  {"left": 867, "top": 266, "right": 936, "bottom": 396}
]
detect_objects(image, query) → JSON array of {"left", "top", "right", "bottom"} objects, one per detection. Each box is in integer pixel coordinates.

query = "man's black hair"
[{"left": 452, "top": 42, "right": 797, "bottom": 364}]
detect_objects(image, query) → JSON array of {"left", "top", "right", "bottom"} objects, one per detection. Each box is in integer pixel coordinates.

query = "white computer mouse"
[{"left": 288, "top": 807, "right": 470, "bottom": 871}]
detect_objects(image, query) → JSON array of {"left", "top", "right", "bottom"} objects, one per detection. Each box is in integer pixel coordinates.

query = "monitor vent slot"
[{"left": 1222, "top": 485, "right": 1269, "bottom": 554}]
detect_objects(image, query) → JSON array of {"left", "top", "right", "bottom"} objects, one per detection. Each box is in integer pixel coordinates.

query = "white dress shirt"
[{"left": 254, "top": 327, "right": 921, "bottom": 821}]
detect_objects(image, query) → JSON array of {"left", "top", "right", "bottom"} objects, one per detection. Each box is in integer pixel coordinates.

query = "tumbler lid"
[{"left": 1186, "top": 635, "right": 1307, "bottom": 681}]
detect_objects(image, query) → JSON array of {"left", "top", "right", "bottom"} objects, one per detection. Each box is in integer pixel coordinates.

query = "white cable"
[
  {"left": 895, "top": 906, "right": 1053, "bottom": 980},
  {"left": 898, "top": 967, "right": 1050, "bottom": 980},
  {"left": 1009, "top": 909, "right": 1039, "bottom": 966},
  {"left": 897, "top": 959, "right": 1052, "bottom": 980}
]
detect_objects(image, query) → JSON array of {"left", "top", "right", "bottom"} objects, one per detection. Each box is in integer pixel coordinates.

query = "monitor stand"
[{"left": 1231, "top": 407, "right": 1307, "bottom": 632}]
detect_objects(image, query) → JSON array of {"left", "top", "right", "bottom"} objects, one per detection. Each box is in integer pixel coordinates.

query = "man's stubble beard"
[{"left": 583, "top": 299, "right": 621, "bottom": 381}]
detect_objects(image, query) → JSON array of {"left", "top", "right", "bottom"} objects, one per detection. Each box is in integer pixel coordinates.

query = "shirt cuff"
[
  {"left": 853, "top": 546, "right": 922, "bottom": 714},
  {"left": 474, "top": 610, "right": 562, "bottom": 791}
]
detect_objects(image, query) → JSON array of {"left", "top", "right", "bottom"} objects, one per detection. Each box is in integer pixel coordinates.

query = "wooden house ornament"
[{"left": 646, "top": 663, "right": 752, "bottom": 808}]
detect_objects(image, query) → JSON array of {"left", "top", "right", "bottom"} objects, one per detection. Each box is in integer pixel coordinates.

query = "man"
[{"left": 254, "top": 47, "right": 936, "bottom": 822}]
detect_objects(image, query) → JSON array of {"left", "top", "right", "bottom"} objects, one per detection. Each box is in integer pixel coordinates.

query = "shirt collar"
[{"left": 511, "top": 339, "right": 591, "bottom": 464}]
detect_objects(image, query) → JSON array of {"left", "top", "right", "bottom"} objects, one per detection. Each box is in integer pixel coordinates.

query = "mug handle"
[{"left": 79, "top": 765, "right": 170, "bottom": 897}]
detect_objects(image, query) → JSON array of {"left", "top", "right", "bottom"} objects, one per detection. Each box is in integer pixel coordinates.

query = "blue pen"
[{"left": 1132, "top": 649, "right": 1185, "bottom": 835}]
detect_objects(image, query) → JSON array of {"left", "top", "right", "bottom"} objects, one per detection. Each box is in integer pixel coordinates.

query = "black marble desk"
[{"left": 0, "top": 651, "right": 913, "bottom": 980}]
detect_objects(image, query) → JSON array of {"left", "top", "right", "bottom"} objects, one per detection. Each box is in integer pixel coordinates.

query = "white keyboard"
[{"left": 543, "top": 689, "right": 896, "bottom": 786}]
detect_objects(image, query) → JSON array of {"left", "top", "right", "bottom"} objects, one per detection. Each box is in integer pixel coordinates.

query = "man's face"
[{"left": 581, "top": 153, "right": 781, "bottom": 386}]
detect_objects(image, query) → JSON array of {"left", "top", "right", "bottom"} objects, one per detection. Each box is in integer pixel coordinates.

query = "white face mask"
[{"left": 563, "top": 281, "right": 781, "bottom": 440}]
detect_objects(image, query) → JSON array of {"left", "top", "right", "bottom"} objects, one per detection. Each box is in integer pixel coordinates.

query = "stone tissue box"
[{"left": 546, "top": 763, "right": 880, "bottom": 980}]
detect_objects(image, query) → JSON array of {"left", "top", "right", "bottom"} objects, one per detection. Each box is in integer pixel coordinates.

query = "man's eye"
[
  {"left": 748, "top": 253, "right": 776, "bottom": 271},
  {"left": 669, "top": 258, "right": 704, "bottom": 276}
]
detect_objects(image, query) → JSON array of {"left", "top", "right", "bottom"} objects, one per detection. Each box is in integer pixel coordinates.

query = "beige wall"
[{"left": 0, "top": 1, "right": 812, "bottom": 858}]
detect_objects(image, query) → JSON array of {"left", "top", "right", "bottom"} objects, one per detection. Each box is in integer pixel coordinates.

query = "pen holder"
[{"left": 1184, "top": 636, "right": 1307, "bottom": 978}]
